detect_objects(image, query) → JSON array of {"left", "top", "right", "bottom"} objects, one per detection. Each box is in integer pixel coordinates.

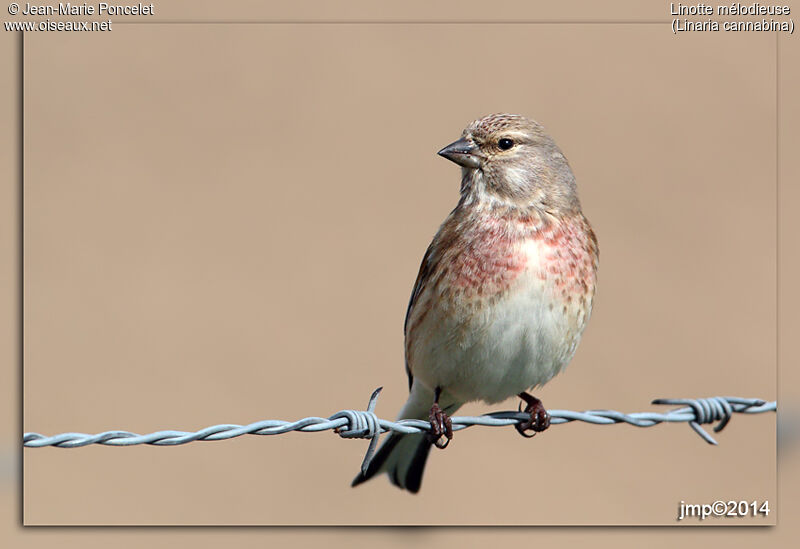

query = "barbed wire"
[{"left": 23, "top": 389, "right": 776, "bottom": 474}]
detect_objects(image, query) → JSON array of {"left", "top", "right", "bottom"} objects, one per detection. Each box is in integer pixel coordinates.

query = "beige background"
[
  {"left": 3, "top": 0, "right": 796, "bottom": 542},
  {"left": 21, "top": 20, "right": 776, "bottom": 525}
]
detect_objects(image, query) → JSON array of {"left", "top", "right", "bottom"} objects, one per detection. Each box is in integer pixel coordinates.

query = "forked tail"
[
  {"left": 351, "top": 431, "right": 432, "bottom": 493},
  {"left": 351, "top": 383, "right": 461, "bottom": 493}
]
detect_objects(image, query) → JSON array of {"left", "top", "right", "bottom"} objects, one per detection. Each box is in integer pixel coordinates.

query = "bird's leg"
[
  {"left": 428, "top": 386, "right": 453, "bottom": 449},
  {"left": 515, "top": 392, "right": 551, "bottom": 438}
]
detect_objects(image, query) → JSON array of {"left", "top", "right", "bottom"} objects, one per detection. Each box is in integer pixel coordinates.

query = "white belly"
[{"left": 409, "top": 268, "right": 585, "bottom": 405}]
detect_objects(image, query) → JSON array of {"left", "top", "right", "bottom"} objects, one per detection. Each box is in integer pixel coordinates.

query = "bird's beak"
[{"left": 437, "top": 138, "right": 481, "bottom": 169}]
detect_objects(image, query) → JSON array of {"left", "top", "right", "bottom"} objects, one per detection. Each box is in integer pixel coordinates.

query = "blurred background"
[{"left": 2, "top": 0, "right": 797, "bottom": 544}]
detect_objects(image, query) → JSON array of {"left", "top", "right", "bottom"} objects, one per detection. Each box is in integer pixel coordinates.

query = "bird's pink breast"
[
  {"left": 446, "top": 213, "right": 596, "bottom": 303},
  {"left": 538, "top": 217, "right": 597, "bottom": 302},
  {"left": 448, "top": 218, "right": 527, "bottom": 296}
]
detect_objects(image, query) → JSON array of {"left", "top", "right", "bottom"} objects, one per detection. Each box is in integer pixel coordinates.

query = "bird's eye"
[{"left": 498, "top": 138, "right": 514, "bottom": 150}]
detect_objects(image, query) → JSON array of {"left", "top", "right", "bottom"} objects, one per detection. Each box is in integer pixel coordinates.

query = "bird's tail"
[
  {"left": 351, "top": 430, "right": 432, "bottom": 493},
  {"left": 351, "top": 384, "right": 460, "bottom": 493}
]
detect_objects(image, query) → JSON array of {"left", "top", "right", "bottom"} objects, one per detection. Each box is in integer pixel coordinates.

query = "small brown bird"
[{"left": 352, "top": 114, "right": 598, "bottom": 492}]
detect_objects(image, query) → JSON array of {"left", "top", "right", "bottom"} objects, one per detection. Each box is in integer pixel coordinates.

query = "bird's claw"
[
  {"left": 428, "top": 403, "right": 453, "bottom": 449},
  {"left": 515, "top": 394, "right": 550, "bottom": 438}
]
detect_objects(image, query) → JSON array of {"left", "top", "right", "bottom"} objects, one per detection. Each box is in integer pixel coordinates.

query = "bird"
[{"left": 352, "top": 113, "right": 598, "bottom": 493}]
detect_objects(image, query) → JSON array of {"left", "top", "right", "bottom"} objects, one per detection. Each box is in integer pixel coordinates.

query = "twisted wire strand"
[{"left": 23, "top": 390, "right": 776, "bottom": 472}]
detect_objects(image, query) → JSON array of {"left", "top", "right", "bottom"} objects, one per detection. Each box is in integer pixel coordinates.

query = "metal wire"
[{"left": 23, "top": 389, "right": 776, "bottom": 474}]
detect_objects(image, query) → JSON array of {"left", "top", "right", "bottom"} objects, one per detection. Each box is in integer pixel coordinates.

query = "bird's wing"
[{"left": 403, "top": 241, "right": 437, "bottom": 391}]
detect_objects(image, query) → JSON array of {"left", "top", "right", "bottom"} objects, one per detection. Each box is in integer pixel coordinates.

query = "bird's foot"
[
  {"left": 515, "top": 393, "right": 550, "bottom": 438},
  {"left": 428, "top": 402, "right": 453, "bottom": 449}
]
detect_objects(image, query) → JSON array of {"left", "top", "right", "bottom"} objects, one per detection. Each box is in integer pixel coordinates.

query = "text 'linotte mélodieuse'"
[{"left": 670, "top": 3, "right": 794, "bottom": 33}]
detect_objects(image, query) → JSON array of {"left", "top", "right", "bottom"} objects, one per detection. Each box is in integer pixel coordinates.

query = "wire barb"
[
  {"left": 329, "top": 387, "right": 384, "bottom": 474},
  {"left": 650, "top": 397, "right": 768, "bottom": 444},
  {"left": 23, "top": 390, "right": 777, "bottom": 472}
]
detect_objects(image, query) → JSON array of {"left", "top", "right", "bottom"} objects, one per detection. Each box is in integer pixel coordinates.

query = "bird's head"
[{"left": 438, "top": 113, "right": 580, "bottom": 213}]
